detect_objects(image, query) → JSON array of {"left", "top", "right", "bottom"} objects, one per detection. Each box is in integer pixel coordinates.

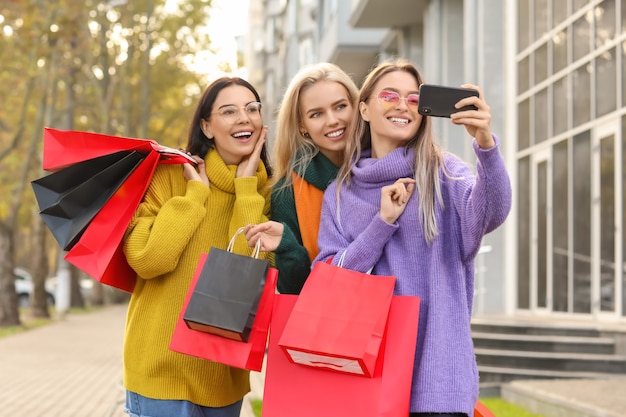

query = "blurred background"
[{"left": 1, "top": 0, "right": 626, "bottom": 388}]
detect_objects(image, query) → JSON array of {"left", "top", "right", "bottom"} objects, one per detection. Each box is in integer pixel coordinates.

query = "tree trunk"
[
  {"left": 0, "top": 222, "right": 20, "bottom": 326},
  {"left": 29, "top": 213, "right": 51, "bottom": 319},
  {"left": 89, "top": 281, "right": 105, "bottom": 306}
]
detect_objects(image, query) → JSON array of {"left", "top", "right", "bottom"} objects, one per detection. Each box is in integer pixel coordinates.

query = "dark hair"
[{"left": 186, "top": 77, "right": 272, "bottom": 176}]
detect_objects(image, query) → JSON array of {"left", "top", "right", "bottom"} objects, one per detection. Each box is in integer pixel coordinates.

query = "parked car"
[{"left": 14, "top": 267, "right": 56, "bottom": 308}]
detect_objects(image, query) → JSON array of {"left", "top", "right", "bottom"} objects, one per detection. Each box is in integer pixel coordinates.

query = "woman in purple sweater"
[{"left": 313, "top": 58, "right": 512, "bottom": 417}]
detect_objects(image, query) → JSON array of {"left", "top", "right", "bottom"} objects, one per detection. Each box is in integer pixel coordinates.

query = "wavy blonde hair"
[
  {"left": 336, "top": 58, "right": 446, "bottom": 242},
  {"left": 272, "top": 62, "right": 359, "bottom": 189}
]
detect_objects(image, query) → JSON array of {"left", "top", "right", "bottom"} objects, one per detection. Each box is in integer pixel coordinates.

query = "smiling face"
[
  {"left": 200, "top": 85, "right": 263, "bottom": 165},
  {"left": 359, "top": 70, "right": 422, "bottom": 158},
  {"left": 299, "top": 80, "right": 354, "bottom": 166}
]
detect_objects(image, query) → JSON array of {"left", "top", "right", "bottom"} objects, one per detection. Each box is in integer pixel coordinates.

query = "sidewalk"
[{"left": 0, "top": 305, "right": 263, "bottom": 417}]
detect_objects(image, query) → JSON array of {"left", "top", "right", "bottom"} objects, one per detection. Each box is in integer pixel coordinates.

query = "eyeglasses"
[
  {"left": 213, "top": 102, "right": 262, "bottom": 122},
  {"left": 376, "top": 90, "right": 419, "bottom": 113}
]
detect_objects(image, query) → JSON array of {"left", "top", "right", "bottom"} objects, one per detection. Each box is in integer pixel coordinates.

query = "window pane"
[
  {"left": 573, "top": 65, "right": 591, "bottom": 126},
  {"left": 535, "top": 88, "right": 549, "bottom": 143},
  {"left": 623, "top": 41, "right": 626, "bottom": 109},
  {"left": 553, "top": 29, "right": 568, "bottom": 73},
  {"left": 573, "top": 131, "right": 591, "bottom": 313},
  {"left": 535, "top": 43, "right": 548, "bottom": 83},
  {"left": 596, "top": 48, "right": 617, "bottom": 117},
  {"left": 518, "top": 98, "right": 531, "bottom": 150},
  {"left": 535, "top": 0, "right": 550, "bottom": 41},
  {"left": 599, "top": 135, "right": 615, "bottom": 312},
  {"left": 518, "top": 157, "right": 531, "bottom": 310},
  {"left": 553, "top": 0, "right": 569, "bottom": 27},
  {"left": 519, "top": 55, "right": 530, "bottom": 93},
  {"left": 553, "top": 76, "right": 569, "bottom": 135},
  {"left": 553, "top": 140, "right": 569, "bottom": 312},
  {"left": 573, "top": 16, "right": 591, "bottom": 62},
  {"left": 595, "top": 0, "right": 616, "bottom": 49},
  {"left": 518, "top": 0, "right": 530, "bottom": 51},
  {"left": 537, "top": 161, "right": 548, "bottom": 308},
  {"left": 574, "top": 0, "right": 590, "bottom": 9},
  {"left": 622, "top": 115, "right": 626, "bottom": 317}
]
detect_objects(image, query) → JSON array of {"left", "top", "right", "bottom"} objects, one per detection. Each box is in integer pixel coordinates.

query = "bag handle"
[
  {"left": 337, "top": 251, "right": 373, "bottom": 274},
  {"left": 227, "top": 227, "right": 262, "bottom": 259}
]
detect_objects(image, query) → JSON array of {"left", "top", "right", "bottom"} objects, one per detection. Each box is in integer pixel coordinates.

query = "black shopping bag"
[
  {"left": 184, "top": 228, "right": 269, "bottom": 342},
  {"left": 31, "top": 150, "right": 146, "bottom": 251}
]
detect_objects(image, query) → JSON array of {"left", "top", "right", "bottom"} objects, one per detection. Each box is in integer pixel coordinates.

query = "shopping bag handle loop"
[
  {"left": 337, "top": 251, "right": 373, "bottom": 274},
  {"left": 228, "top": 227, "right": 262, "bottom": 259}
]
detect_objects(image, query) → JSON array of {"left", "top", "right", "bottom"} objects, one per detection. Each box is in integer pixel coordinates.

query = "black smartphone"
[{"left": 418, "top": 84, "right": 479, "bottom": 118}]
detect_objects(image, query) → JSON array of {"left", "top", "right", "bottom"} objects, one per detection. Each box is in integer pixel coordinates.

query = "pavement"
[
  {"left": 0, "top": 305, "right": 263, "bottom": 417},
  {"left": 0, "top": 305, "right": 625, "bottom": 417}
]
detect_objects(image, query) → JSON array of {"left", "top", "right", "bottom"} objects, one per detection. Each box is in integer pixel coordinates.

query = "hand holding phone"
[{"left": 417, "top": 84, "right": 479, "bottom": 118}]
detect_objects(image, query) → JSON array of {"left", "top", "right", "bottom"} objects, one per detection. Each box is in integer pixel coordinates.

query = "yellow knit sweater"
[{"left": 122, "top": 149, "right": 272, "bottom": 407}]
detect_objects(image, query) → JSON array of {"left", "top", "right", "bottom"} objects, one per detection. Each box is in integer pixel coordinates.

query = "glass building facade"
[{"left": 516, "top": 0, "right": 626, "bottom": 318}]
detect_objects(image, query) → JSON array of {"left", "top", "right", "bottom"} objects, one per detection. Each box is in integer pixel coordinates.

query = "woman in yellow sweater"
[{"left": 122, "top": 77, "right": 272, "bottom": 417}]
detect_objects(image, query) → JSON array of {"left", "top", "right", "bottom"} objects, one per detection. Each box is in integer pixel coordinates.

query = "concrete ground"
[{"left": 0, "top": 305, "right": 263, "bottom": 417}]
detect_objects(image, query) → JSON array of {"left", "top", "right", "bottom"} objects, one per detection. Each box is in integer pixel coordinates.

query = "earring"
[{"left": 301, "top": 131, "right": 309, "bottom": 138}]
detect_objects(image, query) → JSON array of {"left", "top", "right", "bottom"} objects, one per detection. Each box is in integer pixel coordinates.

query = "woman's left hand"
[
  {"left": 237, "top": 125, "right": 268, "bottom": 178},
  {"left": 450, "top": 84, "right": 494, "bottom": 149}
]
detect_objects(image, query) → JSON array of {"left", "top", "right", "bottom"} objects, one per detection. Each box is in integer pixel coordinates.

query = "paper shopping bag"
[
  {"left": 278, "top": 261, "right": 395, "bottom": 377},
  {"left": 263, "top": 294, "right": 420, "bottom": 417},
  {"left": 31, "top": 150, "right": 146, "bottom": 251},
  {"left": 64, "top": 151, "right": 160, "bottom": 292},
  {"left": 42, "top": 127, "right": 195, "bottom": 171},
  {"left": 183, "top": 229, "right": 270, "bottom": 342},
  {"left": 169, "top": 253, "right": 277, "bottom": 371},
  {"left": 474, "top": 401, "right": 496, "bottom": 417}
]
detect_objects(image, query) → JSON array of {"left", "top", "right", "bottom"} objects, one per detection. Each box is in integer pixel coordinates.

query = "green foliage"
[
  {"left": 480, "top": 397, "right": 545, "bottom": 417},
  {"left": 0, "top": 0, "right": 227, "bottom": 269},
  {"left": 251, "top": 398, "right": 262, "bottom": 417}
]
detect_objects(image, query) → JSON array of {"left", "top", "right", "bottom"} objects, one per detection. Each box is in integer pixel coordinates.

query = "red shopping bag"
[
  {"left": 64, "top": 151, "right": 160, "bottom": 292},
  {"left": 36, "top": 128, "right": 196, "bottom": 292},
  {"left": 42, "top": 127, "right": 193, "bottom": 171},
  {"left": 474, "top": 400, "right": 496, "bottom": 417},
  {"left": 278, "top": 261, "right": 395, "bottom": 377},
  {"left": 263, "top": 294, "right": 420, "bottom": 417},
  {"left": 169, "top": 253, "right": 277, "bottom": 371}
]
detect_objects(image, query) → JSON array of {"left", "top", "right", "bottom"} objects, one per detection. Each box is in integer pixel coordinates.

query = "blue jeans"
[{"left": 124, "top": 390, "right": 243, "bottom": 417}]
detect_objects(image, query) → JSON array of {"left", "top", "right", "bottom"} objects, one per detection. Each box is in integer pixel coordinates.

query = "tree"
[{"left": 0, "top": 0, "right": 221, "bottom": 325}]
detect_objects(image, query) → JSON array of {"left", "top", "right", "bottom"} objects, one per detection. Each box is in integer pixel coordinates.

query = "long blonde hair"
[
  {"left": 272, "top": 62, "right": 359, "bottom": 189},
  {"left": 336, "top": 58, "right": 445, "bottom": 242}
]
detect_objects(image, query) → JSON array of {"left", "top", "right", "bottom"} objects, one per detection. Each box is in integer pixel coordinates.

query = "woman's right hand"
[
  {"left": 182, "top": 155, "right": 210, "bottom": 188},
  {"left": 243, "top": 221, "right": 284, "bottom": 252},
  {"left": 380, "top": 178, "right": 415, "bottom": 224}
]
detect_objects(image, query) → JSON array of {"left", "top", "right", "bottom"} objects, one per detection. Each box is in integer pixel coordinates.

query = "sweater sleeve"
[
  {"left": 270, "top": 183, "right": 313, "bottom": 294},
  {"left": 447, "top": 134, "right": 512, "bottom": 261},
  {"left": 123, "top": 164, "right": 210, "bottom": 279}
]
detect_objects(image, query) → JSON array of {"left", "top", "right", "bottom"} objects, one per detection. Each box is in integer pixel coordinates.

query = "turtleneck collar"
[
  {"left": 205, "top": 148, "right": 269, "bottom": 193},
  {"left": 351, "top": 146, "right": 415, "bottom": 187}
]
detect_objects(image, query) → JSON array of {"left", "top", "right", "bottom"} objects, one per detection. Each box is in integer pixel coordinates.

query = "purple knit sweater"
[{"left": 313, "top": 137, "right": 512, "bottom": 416}]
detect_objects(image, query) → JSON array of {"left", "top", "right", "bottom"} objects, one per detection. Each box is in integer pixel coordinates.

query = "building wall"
[
  {"left": 514, "top": 0, "right": 626, "bottom": 320},
  {"left": 245, "top": 0, "right": 626, "bottom": 322}
]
